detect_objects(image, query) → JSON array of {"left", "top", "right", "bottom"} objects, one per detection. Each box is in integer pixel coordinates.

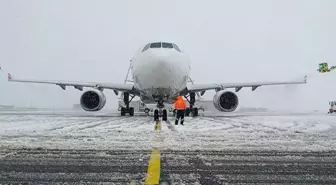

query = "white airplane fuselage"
[{"left": 131, "top": 48, "right": 190, "bottom": 104}]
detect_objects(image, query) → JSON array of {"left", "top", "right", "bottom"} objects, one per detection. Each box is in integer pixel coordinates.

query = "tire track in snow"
[
  {"left": 164, "top": 119, "right": 178, "bottom": 132},
  {"left": 75, "top": 117, "right": 132, "bottom": 131},
  {"left": 75, "top": 120, "right": 112, "bottom": 131},
  {"left": 197, "top": 117, "right": 240, "bottom": 131},
  {"left": 45, "top": 119, "right": 101, "bottom": 131},
  {"left": 212, "top": 116, "right": 290, "bottom": 133},
  {"left": 0, "top": 116, "right": 85, "bottom": 136},
  {"left": 47, "top": 117, "right": 134, "bottom": 132},
  {"left": 160, "top": 118, "right": 193, "bottom": 149},
  {"left": 0, "top": 116, "right": 31, "bottom": 123},
  {"left": 227, "top": 116, "right": 316, "bottom": 133},
  {"left": 239, "top": 116, "right": 296, "bottom": 132},
  {"left": 103, "top": 117, "right": 153, "bottom": 130}
]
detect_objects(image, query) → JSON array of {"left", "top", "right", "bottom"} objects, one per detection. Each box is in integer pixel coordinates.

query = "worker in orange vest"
[{"left": 174, "top": 96, "right": 187, "bottom": 125}]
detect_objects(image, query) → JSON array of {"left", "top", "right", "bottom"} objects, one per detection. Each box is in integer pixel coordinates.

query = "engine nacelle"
[
  {"left": 213, "top": 90, "right": 239, "bottom": 112},
  {"left": 80, "top": 88, "right": 106, "bottom": 111}
]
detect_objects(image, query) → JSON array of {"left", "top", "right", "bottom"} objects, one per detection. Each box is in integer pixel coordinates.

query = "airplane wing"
[
  {"left": 186, "top": 75, "right": 307, "bottom": 93},
  {"left": 7, "top": 73, "right": 137, "bottom": 95}
]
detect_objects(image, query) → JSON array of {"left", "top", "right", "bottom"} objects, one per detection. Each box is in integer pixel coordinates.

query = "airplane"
[{"left": 7, "top": 41, "right": 307, "bottom": 121}]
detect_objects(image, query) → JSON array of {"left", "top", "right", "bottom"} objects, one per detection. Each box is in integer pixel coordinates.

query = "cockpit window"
[
  {"left": 172, "top": 43, "right": 181, "bottom": 52},
  {"left": 142, "top": 43, "right": 150, "bottom": 52},
  {"left": 150, "top": 42, "right": 161, "bottom": 48},
  {"left": 162, "top": 42, "right": 173, "bottom": 48},
  {"left": 143, "top": 42, "right": 181, "bottom": 52}
]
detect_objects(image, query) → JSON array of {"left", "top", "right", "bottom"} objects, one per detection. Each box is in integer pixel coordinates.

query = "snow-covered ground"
[{"left": 0, "top": 110, "right": 335, "bottom": 151}]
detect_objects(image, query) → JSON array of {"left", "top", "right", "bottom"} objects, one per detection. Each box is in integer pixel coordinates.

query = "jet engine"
[
  {"left": 213, "top": 90, "right": 239, "bottom": 112},
  {"left": 80, "top": 88, "right": 106, "bottom": 111}
]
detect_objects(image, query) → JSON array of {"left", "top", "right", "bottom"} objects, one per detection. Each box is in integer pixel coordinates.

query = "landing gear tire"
[
  {"left": 154, "top": 109, "right": 159, "bottom": 121},
  {"left": 120, "top": 92, "right": 135, "bottom": 116},
  {"left": 144, "top": 108, "right": 150, "bottom": 116},
  {"left": 121, "top": 107, "right": 126, "bottom": 116},
  {"left": 185, "top": 108, "right": 190, "bottom": 117},
  {"left": 192, "top": 107, "right": 198, "bottom": 117},
  {"left": 162, "top": 109, "right": 167, "bottom": 121},
  {"left": 129, "top": 107, "right": 134, "bottom": 116},
  {"left": 120, "top": 107, "right": 134, "bottom": 116},
  {"left": 184, "top": 92, "right": 196, "bottom": 117}
]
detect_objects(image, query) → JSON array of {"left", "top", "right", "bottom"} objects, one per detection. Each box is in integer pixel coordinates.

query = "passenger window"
[
  {"left": 150, "top": 42, "right": 161, "bottom": 48},
  {"left": 162, "top": 42, "right": 173, "bottom": 48},
  {"left": 172, "top": 43, "right": 181, "bottom": 52},
  {"left": 142, "top": 44, "right": 150, "bottom": 52}
]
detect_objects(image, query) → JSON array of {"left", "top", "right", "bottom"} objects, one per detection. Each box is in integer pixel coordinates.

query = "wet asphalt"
[{"left": 1, "top": 148, "right": 336, "bottom": 185}]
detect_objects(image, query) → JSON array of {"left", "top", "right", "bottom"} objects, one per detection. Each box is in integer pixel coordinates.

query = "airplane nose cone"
[
  {"left": 147, "top": 49, "right": 172, "bottom": 66},
  {"left": 149, "top": 49, "right": 170, "bottom": 59}
]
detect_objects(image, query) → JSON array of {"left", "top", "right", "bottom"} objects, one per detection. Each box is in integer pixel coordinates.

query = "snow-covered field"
[{"left": 0, "top": 110, "right": 335, "bottom": 151}]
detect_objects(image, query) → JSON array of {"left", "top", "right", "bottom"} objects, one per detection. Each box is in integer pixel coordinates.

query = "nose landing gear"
[
  {"left": 120, "top": 92, "right": 135, "bottom": 116},
  {"left": 154, "top": 100, "right": 168, "bottom": 121}
]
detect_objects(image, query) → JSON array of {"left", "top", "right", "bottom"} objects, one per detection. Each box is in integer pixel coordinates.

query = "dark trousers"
[{"left": 175, "top": 110, "right": 185, "bottom": 125}]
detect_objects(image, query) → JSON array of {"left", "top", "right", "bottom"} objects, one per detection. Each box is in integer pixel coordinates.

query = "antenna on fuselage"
[
  {"left": 124, "top": 59, "right": 134, "bottom": 84},
  {"left": 119, "top": 59, "right": 134, "bottom": 100}
]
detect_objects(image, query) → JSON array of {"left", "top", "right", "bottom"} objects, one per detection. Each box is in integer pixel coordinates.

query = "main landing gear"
[
  {"left": 120, "top": 92, "right": 135, "bottom": 116},
  {"left": 185, "top": 92, "right": 199, "bottom": 117},
  {"left": 153, "top": 100, "right": 168, "bottom": 122}
]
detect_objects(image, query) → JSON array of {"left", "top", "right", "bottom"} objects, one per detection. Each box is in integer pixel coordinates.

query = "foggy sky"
[{"left": 0, "top": 0, "right": 335, "bottom": 111}]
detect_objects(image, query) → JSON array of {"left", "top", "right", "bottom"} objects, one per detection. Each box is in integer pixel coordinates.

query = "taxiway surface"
[
  {"left": 1, "top": 148, "right": 336, "bottom": 184},
  {"left": 0, "top": 110, "right": 335, "bottom": 184}
]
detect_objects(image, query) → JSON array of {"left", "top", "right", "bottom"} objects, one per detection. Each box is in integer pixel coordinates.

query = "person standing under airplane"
[{"left": 174, "top": 96, "right": 187, "bottom": 125}]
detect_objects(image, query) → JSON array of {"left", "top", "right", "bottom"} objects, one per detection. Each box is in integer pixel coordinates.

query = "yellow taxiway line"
[
  {"left": 154, "top": 120, "right": 161, "bottom": 131},
  {"left": 145, "top": 149, "right": 161, "bottom": 184},
  {"left": 144, "top": 121, "right": 162, "bottom": 185}
]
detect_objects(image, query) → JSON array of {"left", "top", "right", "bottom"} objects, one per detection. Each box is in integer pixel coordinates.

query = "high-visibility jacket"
[{"left": 174, "top": 96, "right": 187, "bottom": 110}]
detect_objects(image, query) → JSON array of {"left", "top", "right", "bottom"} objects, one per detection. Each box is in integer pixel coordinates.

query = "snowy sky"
[{"left": 0, "top": 0, "right": 335, "bottom": 111}]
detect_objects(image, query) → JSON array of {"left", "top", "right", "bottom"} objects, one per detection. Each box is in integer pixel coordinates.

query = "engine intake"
[
  {"left": 213, "top": 90, "right": 239, "bottom": 112},
  {"left": 80, "top": 89, "right": 106, "bottom": 111}
]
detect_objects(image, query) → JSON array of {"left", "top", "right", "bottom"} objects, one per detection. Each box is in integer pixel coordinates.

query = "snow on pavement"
[
  {"left": 168, "top": 113, "right": 336, "bottom": 151},
  {"left": 0, "top": 111, "right": 336, "bottom": 151}
]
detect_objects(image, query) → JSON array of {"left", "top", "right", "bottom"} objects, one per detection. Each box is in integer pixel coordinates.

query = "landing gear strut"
[
  {"left": 120, "top": 92, "right": 135, "bottom": 116},
  {"left": 153, "top": 100, "right": 168, "bottom": 121},
  {"left": 184, "top": 92, "right": 199, "bottom": 117}
]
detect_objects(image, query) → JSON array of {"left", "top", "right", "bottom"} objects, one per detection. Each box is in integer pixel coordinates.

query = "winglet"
[
  {"left": 8, "top": 73, "right": 12, "bottom": 80},
  {"left": 304, "top": 75, "right": 307, "bottom": 83}
]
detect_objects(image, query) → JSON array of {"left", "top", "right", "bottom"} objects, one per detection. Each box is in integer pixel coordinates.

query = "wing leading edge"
[
  {"left": 186, "top": 75, "right": 307, "bottom": 93},
  {"left": 7, "top": 73, "right": 138, "bottom": 95}
]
